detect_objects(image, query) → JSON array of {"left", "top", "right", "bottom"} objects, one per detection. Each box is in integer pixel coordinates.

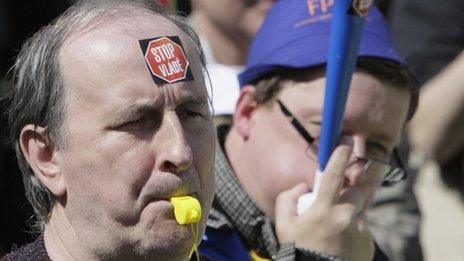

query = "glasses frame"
[{"left": 276, "top": 99, "right": 406, "bottom": 187}]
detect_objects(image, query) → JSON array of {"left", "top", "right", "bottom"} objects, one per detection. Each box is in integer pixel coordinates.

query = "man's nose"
[
  {"left": 344, "top": 135, "right": 366, "bottom": 186},
  {"left": 154, "top": 112, "right": 193, "bottom": 174}
]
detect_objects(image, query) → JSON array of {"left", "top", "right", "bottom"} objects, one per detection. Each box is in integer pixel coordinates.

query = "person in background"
[
  {"left": 199, "top": 1, "right": 420, "bottom": 260},
  {"left": 189, "top": 0, "right": 276, "bottom": 125},
  {"left": 392, "top": 0, "right": 464, "bottom": 192},
  {"left": 408, "top": 51, "right": 464, "bottom": 192},
  {"left": 391, "top": 0, "right": 464, "bottom": 259}
]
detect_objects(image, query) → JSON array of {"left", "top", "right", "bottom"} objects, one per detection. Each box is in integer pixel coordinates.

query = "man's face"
[
  {"left": 196, "top": 0, "right": 275, "bottom": 38},
  {"left": 56, "top": 15, "right": 215, "bottom": 260},
  {"left": 239, "top": 70, "right": 410, "bottom": 219}
]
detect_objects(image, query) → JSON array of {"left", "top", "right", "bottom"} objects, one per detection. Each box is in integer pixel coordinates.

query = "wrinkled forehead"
[
  {"left": 57, "top": 10, "right": 208, "bottom": 116},
  {"left": 61, "top": 11, "right": 192, "bottom": 64},
  {"left": 65, "top": 7, "right": 179, "bottom": 40},
  {"left": 58, "top": 10, "right": 205, "bottom": 97}
]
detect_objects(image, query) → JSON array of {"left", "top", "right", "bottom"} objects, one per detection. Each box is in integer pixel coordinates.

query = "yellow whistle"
[{"left": 170, "top": 196, "right": 202, "bottom": 225}]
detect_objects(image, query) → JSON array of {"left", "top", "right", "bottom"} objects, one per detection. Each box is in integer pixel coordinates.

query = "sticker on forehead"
[{"left": 139, "top": 36, "right": 194, "bottom": 85}]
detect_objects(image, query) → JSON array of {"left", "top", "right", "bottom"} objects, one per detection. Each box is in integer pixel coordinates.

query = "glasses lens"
[
  {"left": 382, "top": 168, "right": 405, "bottom": 186},
  {"left": 364, "top": 159, "right": 406, "bottom": 186},
  {"left": 365, "top": 160, "right": 387, "bottom": 174}
]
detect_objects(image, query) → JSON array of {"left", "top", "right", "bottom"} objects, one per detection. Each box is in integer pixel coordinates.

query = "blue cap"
[{"left": 238, "top": 0, "right": 404, "bottom": 87}]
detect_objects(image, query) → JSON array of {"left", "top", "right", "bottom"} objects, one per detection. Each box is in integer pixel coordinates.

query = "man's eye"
[
  {"left": 178, "top": 108, "right": 205, "bottom": 119},
  {"left": 187, "top": 110, "right": 204, "bottom": 118},
  {"left": 366, "top": 142, "right": 389, "bottom": 160},
  {"left": 120, "top": 118, "right": 145, "bottom": 128}
]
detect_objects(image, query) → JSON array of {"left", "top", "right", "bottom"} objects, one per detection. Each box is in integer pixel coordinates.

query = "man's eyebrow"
[
  {"left": 123, "top": 100, "right": 161, "bottom": 113},
  {"left": 180, "top": 95, "right": 209, "bottom": 104},
  {"left": 108, "top": 101, "right": 160, "bottom": 125},
  {"left": 108, "top": 95, "right": 209, "bottom": 123},
  {"left": 178, "top": 95, "right": 210, "bottom": 108}
]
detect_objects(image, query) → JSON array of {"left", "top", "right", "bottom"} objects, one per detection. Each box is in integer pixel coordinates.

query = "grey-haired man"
[{"left": 3, "top": 1, "right": 215, "bottom": 260}]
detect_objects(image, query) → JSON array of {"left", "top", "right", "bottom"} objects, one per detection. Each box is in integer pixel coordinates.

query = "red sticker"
[
  {"left": 351, "top": 0, "right": 372, "bottom": 17},
  {"left": 139, "top": 36, "right": 194, "bottom": 84}
]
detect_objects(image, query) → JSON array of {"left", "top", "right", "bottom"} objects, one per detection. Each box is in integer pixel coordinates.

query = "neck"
[
  {"left": 44, "top": 205, "right": 94, "bottom": 261},
  {"left": 190, "top": 12, "right": 250, "bottom": 65}
]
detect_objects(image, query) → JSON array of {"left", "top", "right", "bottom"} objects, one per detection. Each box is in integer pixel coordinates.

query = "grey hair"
[{"left": 5, "top": 0, "right": 208, "bottom": 231}]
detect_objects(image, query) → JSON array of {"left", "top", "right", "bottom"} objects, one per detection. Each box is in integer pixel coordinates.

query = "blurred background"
[{"left": 1, "top": 1, "right": 463, "bottom": 260}]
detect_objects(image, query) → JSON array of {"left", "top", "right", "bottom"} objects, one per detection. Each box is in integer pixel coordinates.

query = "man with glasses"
[
  {"left": 200, "top": 1, "right": 419, "bottom": 260},
  {"left": 276, "top": 99, "right": 406, "bottom": 187}
]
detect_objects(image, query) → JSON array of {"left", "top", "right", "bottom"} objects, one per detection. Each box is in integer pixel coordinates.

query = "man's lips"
[
  {"left": 143, "top": 193, "right": 201, "bottom": 222},
  {"left": 139, "top": 176, "right": 202, "bottom": 211},
  {"left": 144, "top": 192, "right": 200, "bottom": 207}
]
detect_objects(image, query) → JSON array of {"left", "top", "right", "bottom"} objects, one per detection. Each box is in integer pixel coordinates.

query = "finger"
[
  {"left": 356, "top": 215, "right": 375, "bottom": 257},
  {"left": 338, "top": 187, "right": 364, "bottom": 216},
  {"left": 330, "top": 203, "right": 359, "bottom": 231},
  {"left": 357, "top": 213, "right": 369, "bottom": 233},
  {"left": 317, "top": 140, "right": 353, "bottom": 206},
  {"left": 275, "top": 183, "right": 309, "bottom": 223}
]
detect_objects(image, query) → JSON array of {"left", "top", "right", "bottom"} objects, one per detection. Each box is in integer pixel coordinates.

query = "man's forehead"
[
  {"left": 59, "top": 11, "right": 199, "bottom": 85},
  {"left": 58, "top": 10, "right": 207, "bottom": 112},
  {"left": 276, "top": 72, "right": 408, "bottom": 142},
  {"left": 277, "top": 75, "right": 326, "bottom": 115},
  {"left": 63, "top": 11, "right": 182, "bottom": 50}
]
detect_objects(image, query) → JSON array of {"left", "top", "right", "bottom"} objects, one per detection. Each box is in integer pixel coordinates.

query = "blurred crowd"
[{"left": 1, "top": 0, "right": 463, "bottom": 260}]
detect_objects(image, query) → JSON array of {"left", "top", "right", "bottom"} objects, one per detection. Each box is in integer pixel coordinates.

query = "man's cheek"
[
  {"left": 202, "top": 177, "right": 215, "bottom": 205},
  {"left": 193, "top": 144, "right": 215, "bottom": 180},
  {"left": 275, "top": 161, "right": 315, "bottom": 190},
  {"left": 195, "top": 147, "right": 215, "bottom": 203}
]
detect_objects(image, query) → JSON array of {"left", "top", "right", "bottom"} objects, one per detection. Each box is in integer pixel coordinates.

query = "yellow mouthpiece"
[{"left": 170, "top": 196, "right": 202, "bottom": 225}]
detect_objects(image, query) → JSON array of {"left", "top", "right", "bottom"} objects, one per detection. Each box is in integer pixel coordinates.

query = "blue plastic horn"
[{"left": 318, "top": 0, "right": 372, "bottom": 171}]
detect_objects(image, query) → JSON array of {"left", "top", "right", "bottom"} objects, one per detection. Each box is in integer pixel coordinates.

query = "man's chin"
[
  {"left": 132, "top": 224, "right": 193, "bottom": 261},
  {"left": 133, "top": 203, "right": 195, "bottom": 257}
]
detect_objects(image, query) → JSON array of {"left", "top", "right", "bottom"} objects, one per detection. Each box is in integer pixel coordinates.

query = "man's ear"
[
  {"left": 20, "top": 124, "right": 66, "bottom": 197},
  {"left": 233, "top": 85, "right": 259, "bottom": 139}
]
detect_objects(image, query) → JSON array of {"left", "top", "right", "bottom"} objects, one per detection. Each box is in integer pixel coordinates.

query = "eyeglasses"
[{"left": 276, "top": 99, "right": 406, "bottom": 187}]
